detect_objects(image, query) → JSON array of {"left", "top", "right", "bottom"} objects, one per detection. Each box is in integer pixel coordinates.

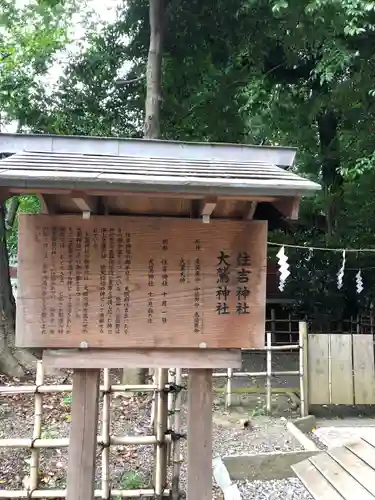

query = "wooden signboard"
[{"left": 16, "top": 215, "right": 267, "bottom": 349}]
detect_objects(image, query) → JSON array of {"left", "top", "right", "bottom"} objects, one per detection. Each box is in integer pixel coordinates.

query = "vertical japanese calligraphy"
[
  {"left": 58, "top": 227, "right": 65, "bottom": 335},
  {"left": 179, "top": 258, "right": 186, "bottom": 283},
  {"left": 41, "top": 227, "right": 49, "bottom": 335},
  {"left": 161, "top": 239, "right": 168, "bottom": 324},
  {"left": 107, "top": 228, "right": 115, "bottom": 334},
  {"left": 49, "top": 226, "right": 57, "bottom": 334},
  {"left": 123, "top": 232, "right": 132, "bottom": 334},
  {"left": 115, "top": 229, "right": 123, "bottom": 334},
  {"left": 216, "top": 250, "right": 231, "bottom": 315},
  {"left": 194, "top": 251, "right": 201, "bottom": 333},
  {"left": 93, "top": 227, "right": 99, "bottom": 251},
  {"left": 66, "top": 228, "right": 73, "bottom": 335},
  {"left": 17, "top": 216, "right": 267, "bottom": 349},
  {"left": 236, "top": 252, "right": 251, "bottom": 315},
  {"left": 148, "top": 258, "right": 155, "bottom": 324},
  {"left": 99, "top": 228, "right": 107, "bottom": 334},
  {"left": 75, "top": 228, "right": 82, "bottom": 321},
  {"left": 82, "top": 231, "right": 90, "bottom": 334}
]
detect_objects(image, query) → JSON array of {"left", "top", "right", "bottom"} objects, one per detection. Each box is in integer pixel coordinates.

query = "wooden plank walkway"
[{"left": 292, "top": 437, "right": 375, "bottom": 499}]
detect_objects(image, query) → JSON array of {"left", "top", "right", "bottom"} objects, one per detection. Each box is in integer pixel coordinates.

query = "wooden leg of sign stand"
[
  {"left": 67, "top": 369, "right": 100, "bottom": 500},
  {"left": 187, "top": 368, "right": 213, "bottom": 500}
]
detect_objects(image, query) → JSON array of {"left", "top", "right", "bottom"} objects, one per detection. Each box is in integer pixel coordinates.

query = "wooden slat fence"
[{"left": 308, "top": 333, "right": 375, "bottom": 405}]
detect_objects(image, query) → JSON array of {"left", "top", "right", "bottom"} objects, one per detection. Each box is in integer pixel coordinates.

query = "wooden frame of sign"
[
  {"left": 17, "top": 215, "right": 266, "bottom": 349},
  {"left": 17, "top": 214, "right": 267, "bottom": 500}
]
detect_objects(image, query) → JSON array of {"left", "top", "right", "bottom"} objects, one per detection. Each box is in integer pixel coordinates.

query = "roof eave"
[
  {"left": 0, "top": 133, "right": 297, "bottom": 168},
  {"left": 0, "top": 177, "right": 321, "bottom": 199}
]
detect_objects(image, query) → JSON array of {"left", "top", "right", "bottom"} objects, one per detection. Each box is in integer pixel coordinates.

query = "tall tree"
[
  {"left": 5, "top": 0, "right": 375, "bottom": 327},
  {"left": 123, "top": 0, "right": 167, "bottom": 386},
  {"left": 144, "top": 0, "right": 166, "bottom": 138},
  {"left": 0, "top": 0, "right": 76, "bottom": 376}
]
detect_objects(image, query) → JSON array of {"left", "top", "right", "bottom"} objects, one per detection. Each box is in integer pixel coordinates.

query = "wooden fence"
[
  {"left": 211, "top": 328, "right": 306, "bottom": 416},
  {"left": 308, "top": 333, "right": 375, "bottom": 406},
  {"left": 0, "top": 364, "right": 182, "bottom": 498}
]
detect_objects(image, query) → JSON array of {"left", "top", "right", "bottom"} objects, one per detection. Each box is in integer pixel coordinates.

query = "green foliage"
[
  {"left": 4, "top": 0, "right": 375, "bottom": 323},
  {"left": 0, "top": 0, "right": 78, "bottom": 129},
  {"left": 62, "top": 394, "right": 72, "bottom": 407},
  {"left": 6, "top": 196, "right": 40, "bottom": 259},
  {"left": 118, "top": 471, "right": 146, "bottom": 491}
]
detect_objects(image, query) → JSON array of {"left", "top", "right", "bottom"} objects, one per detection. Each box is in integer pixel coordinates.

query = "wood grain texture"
[
  {"left": 187, "top": 369, "right": 213, "bottom": 500},
  {"left": 66, "top": 369, "right": 100, "bottom": 500},
  {"left": 16, "top": 215, "right": 267, "bottom": 349},
  {"left": 328, "top": 446, "right": 375, "bottom": 494},
  {"left": 42, "top": 348, "right": 242, "bottom": 369},
  {"left": 292, "top": 460, "right": 344, "bottom": 500},
  {"left": 346, "top": 438, "right": 375, "bottom": 469},
  {"left": 308, "top": 334, "right": 330, "bottom": 405},
  {"left": 330, "top": 335, "right": 354, "bottom": 405},
  {"left": 352, "top": 335, "right": 375, "bottom": 404},
  {"left": 309, "top": 453, "right": 375, "bottom": 500}
]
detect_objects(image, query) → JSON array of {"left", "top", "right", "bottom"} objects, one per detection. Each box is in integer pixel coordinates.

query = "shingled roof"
[{"left": 0, "top": 151, "right": 320, "bottom": 197}]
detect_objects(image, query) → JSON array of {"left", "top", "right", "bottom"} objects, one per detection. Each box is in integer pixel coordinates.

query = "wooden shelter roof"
[
  {"left": 0, "top": 151, "right": 320, "bottom": 197},
  {"left": 0, "top": 133, "right": 297, "bottom": 166},
  {"left": 0, "top": 133, "right": 320, "bottom": 221}
]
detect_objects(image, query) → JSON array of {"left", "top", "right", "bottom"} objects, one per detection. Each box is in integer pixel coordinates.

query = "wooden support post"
[
  {"left": 30, "top": 361, "right": 43, "bottom": 491},
  {"left": 226, "top": 368, "right": 233, "bottom": 408},
  {"left": 266, "top": 331, "right": 272, "bottom": 414},
  {"left": 243, "top": 200, "right": 257, "bottom": 220},
  {"left": 299, "top": 321, "right": 308, "bottom": 417},
  {"left": 67, "top": 369, "right": 100, "bottom": 500},
  {"left": 172, "top": 368, "right": 182, "bottom": 500},
  {"left": 271, "top": 307, "right": 276, "bottom": 344},
  {"left": 154, "top": 368, "right": 169, "bottom": 496},
  {"left": 187, "top": 369, "right": 212, "bottom": 500}
]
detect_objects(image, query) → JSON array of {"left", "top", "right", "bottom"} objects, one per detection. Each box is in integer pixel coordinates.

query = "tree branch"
[
  {"left": 115, "top": 74, "right": 145, "bottom": 85},
  {"left": 5, "top": 197, "right": 20, "bottom": 230}
]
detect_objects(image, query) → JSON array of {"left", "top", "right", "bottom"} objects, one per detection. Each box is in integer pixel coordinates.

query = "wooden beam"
[
  {"left": 37, "top": 194, "right": 55, "bottom": 214},
  {"left": 71, "top": 192, "right": 98, "bottom": 213},
  {"left": 272, "top": 197, "right": 300, "bottom": 220},
  {"left": 11, "top": 188, "right": 71, "bottom": 195},
  {"left": 243, "top": 201, "right": 257, "bottom": 220},
  {"left": 97, "top": 196, "right": 110, "bottom": 215},
  {"left": 200, "top": 196, "right": 217, "bottom": 217},
  {"left": 43, "top": 348, "right": 242, "bottom": 369},
  {"left": 223, "top": 450, "right": 320, "bottom": 481},
  {"left": 67, "top": 369, "right": 100, "bottom": 500},
  {"left": 7, "top": 187, "right": 278, "bottom": 202},
  {"left": 0, "top": 188, "right": 10, "bottom": 203},
  {"left": 187, "top": 369, "right": 213, "bottom": 500}
]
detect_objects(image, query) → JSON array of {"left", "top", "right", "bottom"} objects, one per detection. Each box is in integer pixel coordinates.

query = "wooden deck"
[{"left": 292, "top": 436, "right": 375, "bottom": 499}]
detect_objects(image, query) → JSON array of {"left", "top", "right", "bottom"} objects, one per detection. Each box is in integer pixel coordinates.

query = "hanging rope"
[{"left": 268, "top": 242, "right": 375, "bottom": 253}]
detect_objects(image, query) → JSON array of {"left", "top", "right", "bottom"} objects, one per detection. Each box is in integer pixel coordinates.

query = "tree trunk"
[
  {"left": 0, "top": 201, "right": 36, "bottom": 377},
  {"left": 317, "top": 110, "right": 343, "bottom": 240},
  {"left": 144, "top": 0, "right": 166, "bottom": 139},
  {"left": 123, "top": 0, "right": 167, "bottom": 387}
]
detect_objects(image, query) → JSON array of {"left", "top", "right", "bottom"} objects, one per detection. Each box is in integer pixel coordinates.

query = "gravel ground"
[
  {"left": 0, "top": 367, "right": 312, "bottom": 499},
  {"left": 237, "top": 478, "right": 312, "bottom": 499}
]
